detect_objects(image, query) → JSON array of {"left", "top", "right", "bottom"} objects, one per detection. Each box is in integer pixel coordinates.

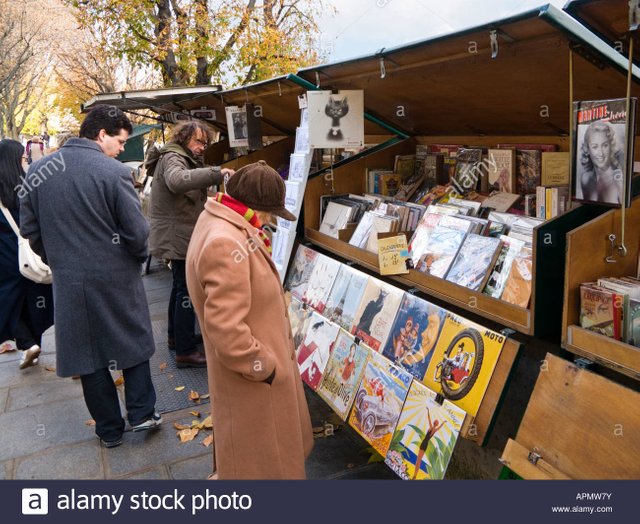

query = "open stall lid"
[
  {"left": 500, "top": 353, "right": 640, "bottom": 479},
  {"left": 564, "top": 0, "right": 637, "bottom": 62},
  {"left": 294, "top": 4, "right": 640, "bottom": 137}
]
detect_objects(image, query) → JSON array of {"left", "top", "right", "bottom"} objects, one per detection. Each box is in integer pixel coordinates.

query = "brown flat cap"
[{"left": 226, "top": 160, "right": 296, "bottom": 221}]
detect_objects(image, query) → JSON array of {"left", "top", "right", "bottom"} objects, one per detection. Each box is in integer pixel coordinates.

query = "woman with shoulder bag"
[{"left": 0, "top": 139, "right": 54, "bottom": 369}]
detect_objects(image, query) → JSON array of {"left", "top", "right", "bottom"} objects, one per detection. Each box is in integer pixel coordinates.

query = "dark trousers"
[
  {"left": 15, "top": 282, "right": 54, "bottom": 350},
  {"left": 80, "top": 360, "right": 156, "bottom": 442},
  {"left": 168, "top": 259, "right": 197, "bottom": 356}
]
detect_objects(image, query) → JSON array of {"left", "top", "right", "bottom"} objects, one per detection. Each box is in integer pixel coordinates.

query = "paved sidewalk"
[{"left": 0, "top": 264, "right": 394, "bottom": 480}]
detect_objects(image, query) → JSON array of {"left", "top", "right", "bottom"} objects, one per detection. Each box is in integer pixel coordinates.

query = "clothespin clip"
[
  {"left": 354, "top": 336, "right": 362, "bottom": 345},
  {"left": 490, "top": 30, "right": 499, "bottom": 59},
  {"left": 375, "top": 48, "right": 387, "bottom": 79},
  {"left": 315, "top": 71, "right": 321, "bottom": 88},
  {"left": 278, "top": 81, "right": 282, "bottom": 97},
  {"left": 434, "top": 393, "right": 445, "bottom": 406}
]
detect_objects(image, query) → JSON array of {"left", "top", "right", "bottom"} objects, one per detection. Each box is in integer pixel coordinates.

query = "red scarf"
[{"left": 214, "top": 193, "right": 272, "bottom": 256}]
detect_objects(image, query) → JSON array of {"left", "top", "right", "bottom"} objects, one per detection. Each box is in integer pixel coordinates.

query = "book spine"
[
  {"left": 545, "top": 188, "right": 552, "bottom": 220},
  {"left": 536, "top": 186, "right": 545, "bottom": 219}
]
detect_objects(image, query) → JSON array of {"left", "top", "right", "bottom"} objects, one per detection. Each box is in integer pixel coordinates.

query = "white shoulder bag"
[{"left": 0, "top": 205, "right": 52, "bottom": 284}]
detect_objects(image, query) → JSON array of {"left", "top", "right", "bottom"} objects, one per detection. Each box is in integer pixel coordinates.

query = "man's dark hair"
[
  {"left": 170, "top": 121, "right": 213, "bottom": 149},
  {"left": 79, "top": 105, "right": 133, "bottom": 140}
]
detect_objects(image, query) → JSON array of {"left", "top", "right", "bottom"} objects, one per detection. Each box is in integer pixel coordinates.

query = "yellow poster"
[{"left": 422, "top": 314, "right": 506, "bottom": 417}]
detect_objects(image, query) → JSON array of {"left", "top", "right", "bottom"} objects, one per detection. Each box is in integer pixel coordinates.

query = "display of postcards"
[
  {"left": 296, "top": 311, "right": 341, "bottom": 390},
  {"left": 572, "top": 98, "right": 637, "bottom": 207},
  {"left": 445, "top": 234, "right": 502, "bottom": 291},
  {"left": 452, "top": 148, "right": 483, "bottom": 194},
  {"left": 284, "top": 180, "right": 303, "bottom": 216},
  {"left": 595, "top": 277, "right": 640, "bottom": 343},
  {"left": 324, "top": 265, "right": 370, "bottom": 330},
  {"left": 483, "top": 235, "right": 525, "bottom": 299},
  {"left": 307, "top": 89, "right": 364, "bottom": 149},
  {"left": 284, "top": 245, "right": 320, "bottom": 299},
  {"left": 288, "top": 296, "right": 313, "bottom": 352},
  {"left": 579, "top": 284, "right": 624, "bottom": 340},
  {"left": 415, "top": 226, "right": 467, "bottom": 278},
  {"left": 351, "top": 279, "right": 404, "bottom": 352},
  {"left": 302, "top": 254, "right": 341, "bottom": 312},
  {"left": 294, "top": 126, "right": 310, "bottom": 153},
  {"left": 347, "top": 350, "right": 413, "bottom": 457},
  {"left": 500, "top": 246, "right": 533, "bottom": 308},
  {"left": 423, "top": 313, "right": 507, "bottom": 416},
  {"left": 272, "top": 227, "right": 296, "bottom": 280},
  {"left": 317, "top": 330, "right": 372, "bottom": 420},
  {"left": 385, "top": 381, "right": 465, "bottom": 480},
  {"left": 288, "top": 153, "right": 312, "bottom": 182},
  {"left": 630, "top": 298, "right": 640, "bottom": 347},
  {"left": 319, "top": 201, "right": 355, "bottom": 238},
  {"left": 365, "top": 215, "right": 399, "bottom": 253},
  {"left": 382, "top": 294, "right": 447, "bottom": 380},
  {"left": 409, "top": 212, "right": 442, "bottom": 267}
]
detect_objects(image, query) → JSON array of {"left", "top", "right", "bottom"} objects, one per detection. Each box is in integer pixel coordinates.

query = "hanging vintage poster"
[
  {"left": 225, "top": 106, "right": 249, "bottom": 148},
  {"left": 572, "top": 98, "right": 637, "bottom": 207},
  {"left": 307, "top": 90, "right": 364, "bottom": 149}
]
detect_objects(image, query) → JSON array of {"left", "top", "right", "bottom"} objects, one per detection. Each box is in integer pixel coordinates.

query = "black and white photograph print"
[
  {"left": 225, "top": 106, "right": 249, "bottom": 148},
  {"left": 307, "top": 89, "right": 364, "bottom": 149},
  {"left": 572, "top": 98, "right": 637, "bottom": 207}
]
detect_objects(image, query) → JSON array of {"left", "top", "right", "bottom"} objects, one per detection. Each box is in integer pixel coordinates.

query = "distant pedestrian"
[
  {"left": 20, "top": 105, "right": 162, "bottom": 448},
  {"left": 146, "top": 121, "right": 234, "bottom": 368},
  {"left": 25, "top": 136, "right": 44, "bottom": 164},
  {"left": 0, "top": 139, "right": 53, "bottom": 370}
]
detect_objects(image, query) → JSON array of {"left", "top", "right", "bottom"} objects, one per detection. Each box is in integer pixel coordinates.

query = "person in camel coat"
[{"left": 186, "top": 160, "right": 313, "bottom": 479}]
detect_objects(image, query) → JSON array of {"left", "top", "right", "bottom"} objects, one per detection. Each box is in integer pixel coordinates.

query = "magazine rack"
[
  {"left": 561, "top": 197, "right": 640, "bottom": 380},
  {"left": 500, "top": 353, "right": 640, "bottom": 479},
  {"left": 302, "top": 137, "right": 599, "bottom": 339}
]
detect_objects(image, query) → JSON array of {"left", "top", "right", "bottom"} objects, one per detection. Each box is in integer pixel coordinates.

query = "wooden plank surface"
[
  {"left": 512, "top": 353, "right": 640, "bottom": 479},
  {"left": 500, "top": 439, "right": 571, "bottom": 480},
  {"left": 305, "top": 228, "right": 532, "bottom": 334},
  {"left": 566, "top": 326, "right": 640, "bottom": 381}
]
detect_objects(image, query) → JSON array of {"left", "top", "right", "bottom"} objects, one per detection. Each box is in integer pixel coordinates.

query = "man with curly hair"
[{"left": 146, "top": 121, "right": 234, "bottom": 368}]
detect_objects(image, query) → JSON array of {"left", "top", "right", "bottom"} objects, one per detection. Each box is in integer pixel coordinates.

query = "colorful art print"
[
  {"left": 488, "top": 149, "right": 516, "bottom": 193},
  {"left": 416, "top": 225, "right": 467, "bottom": 278},
  {"left": 579, "top": 284, "right": 623, "bottom": 340},
  {"left": 302, "top": 254, "right": 341, "bottom": 313},
  {"left": 348, "top": 350, "right": 413, "bottom": 457},
  {"left": 385, "top": 381, "right": 465, "bottom": 480},
  {"left": 317, "top": 330, "right": 372, "bottom": 420},
  {"left": 296, "top": 311, "right": 341, "bottom": 390},
  {"left": 630, "top": 298, "right": 640, "bottom": 348},
  {"left": 307, "top": 90, "right": 364, "bottom": 149},
  {"left": 572, "top": 98, "right": 637, "bottom": 207},
  {"left": 287, "top": 296, "right": 313, "bottom": 352},
  {"left": 500, "top": 246, "right": 533, "bottom": 308},
  {"left": 382, "top": 294, "right": 446, "bottom": 381},
  {"left": 324, "top": 265, "right": 370, "bottom": 330},
  {"left": 284, "top": 245, "right": 319, "bottom": 300},
  {"left": 422, "top": 314, "right": 507, "bottom": 417},
  {"left": 445, "top": 234, "right": 501, "bottom": 291},
  {"left": 351, "top": 279, "right": 404, "bottom": 352}
]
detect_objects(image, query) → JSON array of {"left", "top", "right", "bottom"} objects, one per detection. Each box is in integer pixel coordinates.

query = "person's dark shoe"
[
  {"left": 176, "top": 351, "right": 207, "bottom": 368},
  {"left": 100, "top": 436, "right": 123, "bottom": 448},
  {"left": 131, "top": 412, "right": 163, "bottom": 432}
]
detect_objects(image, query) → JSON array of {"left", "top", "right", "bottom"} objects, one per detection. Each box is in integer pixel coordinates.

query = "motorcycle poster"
[{"left": 422, "top": 314, "right": 506, "bottom": 417}]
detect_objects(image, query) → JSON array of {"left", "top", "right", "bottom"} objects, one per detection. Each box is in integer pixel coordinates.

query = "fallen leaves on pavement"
[
  {"left": 159, "top": 362, "right": 167, "bottom": 371},
  {"left": 45, "top": 365, "right": 56, "bottom": 372},
  {"left": 178, "top": 428, "right": 199, "bottom": 443},
  {"left": 202, "top": 434, "right": 214, "bottom": 447},
  {"left": 189, "top": 390, "right": 200, "bottom": 402},
  {"left": 190, "top": 411, "right": 201, "bottom": 418},
  {"left": 175, "top": 386, "right": 185, "bottom": 392}
]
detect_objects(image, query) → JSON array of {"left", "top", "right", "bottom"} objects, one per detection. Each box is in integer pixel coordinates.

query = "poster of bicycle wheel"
[{"left": 422, "top": 313, "right": 506, "bottom": 417}]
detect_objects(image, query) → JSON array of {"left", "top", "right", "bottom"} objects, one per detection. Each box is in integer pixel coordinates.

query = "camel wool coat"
[{"left": 185, "top": 199, "right": 313, "bottom": 479}]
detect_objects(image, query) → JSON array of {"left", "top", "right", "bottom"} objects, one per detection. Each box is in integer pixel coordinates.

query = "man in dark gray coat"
[{"left": 19, "top": 105, "right": 161, "bottom": 448}]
